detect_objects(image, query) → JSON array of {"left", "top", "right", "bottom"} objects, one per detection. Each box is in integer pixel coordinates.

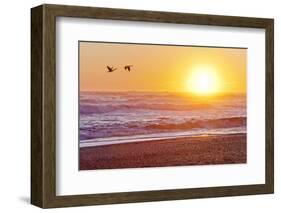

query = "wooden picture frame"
[{"left": 31, "top": 4, "right": 274, "bottom": 208}]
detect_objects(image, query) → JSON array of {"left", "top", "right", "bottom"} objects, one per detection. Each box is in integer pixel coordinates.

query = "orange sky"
[{"left": 80, "top": 42, "right": 247, "bottom": 94}]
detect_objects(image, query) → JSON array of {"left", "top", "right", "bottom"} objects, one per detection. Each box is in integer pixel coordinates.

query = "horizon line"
[{"left": 80, "top": 90, "right": 247, "bottom": 94}]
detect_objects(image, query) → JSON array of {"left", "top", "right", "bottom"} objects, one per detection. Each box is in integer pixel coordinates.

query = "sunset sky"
[{"left": 79, "top": 42, "right": 247, "bottom": 94}]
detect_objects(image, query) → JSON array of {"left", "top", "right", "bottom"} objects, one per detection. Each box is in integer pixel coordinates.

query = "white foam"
[{"left": 80, "top": 127, "right": 246, "bottom": 148}]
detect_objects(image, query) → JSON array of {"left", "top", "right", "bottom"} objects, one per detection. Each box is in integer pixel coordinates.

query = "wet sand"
[{"left": 79, "top": 133, "right": 246, "bottom": 170}]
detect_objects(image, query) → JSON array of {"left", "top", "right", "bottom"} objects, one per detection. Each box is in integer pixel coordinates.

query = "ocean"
[{"left": 79, "top": 91, "right": 246, "bottom": 147}]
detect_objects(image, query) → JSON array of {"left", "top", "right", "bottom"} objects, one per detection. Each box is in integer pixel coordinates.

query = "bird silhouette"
[
  {"left": 106, "top": 66, "right": 117, "bottom": 72},
  {"left": 124, "top": 65, "right": 133, "bottom": 72}
]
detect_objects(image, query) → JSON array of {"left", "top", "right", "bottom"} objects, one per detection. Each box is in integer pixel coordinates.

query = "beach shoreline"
[{"left": 79, "top": 133, "right": 246, "bottom": 170}]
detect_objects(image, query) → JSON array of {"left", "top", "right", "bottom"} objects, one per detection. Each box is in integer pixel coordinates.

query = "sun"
[{"left": 186, "top": 66, "right": 220, "bottom": 95}]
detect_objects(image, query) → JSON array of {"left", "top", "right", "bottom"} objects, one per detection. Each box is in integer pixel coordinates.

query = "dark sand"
[{"left": 79, "top": 133, "right": 246, "bottom": 170}]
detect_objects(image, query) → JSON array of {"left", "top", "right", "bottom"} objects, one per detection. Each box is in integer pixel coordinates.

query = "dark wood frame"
[{"left": 31, "top": 4, "right": 274, "bottom": 208}]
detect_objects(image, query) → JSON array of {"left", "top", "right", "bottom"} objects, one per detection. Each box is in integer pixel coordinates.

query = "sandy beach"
[{"left": 79, "top": 133, "right": 246, "bottom": 170}]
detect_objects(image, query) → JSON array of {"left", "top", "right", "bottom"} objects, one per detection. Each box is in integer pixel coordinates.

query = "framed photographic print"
[{"left": 31, "top": 4, "right": 274, "bottom": 208}]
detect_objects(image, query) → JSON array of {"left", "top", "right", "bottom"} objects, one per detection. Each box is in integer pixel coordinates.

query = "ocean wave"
[
  {"left": 80, "top": 116, "right": 246, "bottom": 140},
  {"left": 80, "top": 103, "right": 216, "bottom": 114},
  {"left": 80, "top": 92, "right": 246, "bottom": 115},
  {"left": 144, "top": 117, "right": 246, "bottom": 130}
]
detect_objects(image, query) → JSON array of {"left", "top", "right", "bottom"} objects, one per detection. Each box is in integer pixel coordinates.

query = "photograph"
[{"left": 79, "top": 42, "right": 247, "bottom": 170}]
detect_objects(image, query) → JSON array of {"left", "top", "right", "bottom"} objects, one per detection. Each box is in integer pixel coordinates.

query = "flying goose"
[
  {"left": 106, "top": 66, "right": 117, "bottom": 72},
  {"left": 124, "top": 65, "right": 133, "bottom": 72}
]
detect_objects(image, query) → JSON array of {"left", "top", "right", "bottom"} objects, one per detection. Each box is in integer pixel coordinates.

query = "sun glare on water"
[{"left": 186, "top": 66, "right": 220, "bottom": 95}]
